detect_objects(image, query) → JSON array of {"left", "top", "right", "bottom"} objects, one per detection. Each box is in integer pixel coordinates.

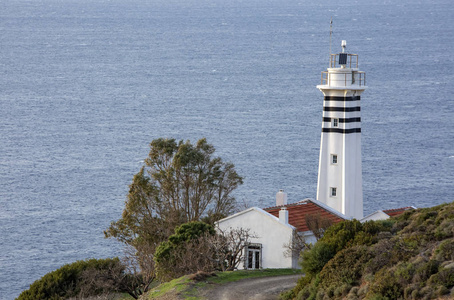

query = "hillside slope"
[
  {"left": 144, "top": 269, "right": 301, "bottom": 300},
  {"left": 285, "top": 202, "right": 454, "bottom": 300}
]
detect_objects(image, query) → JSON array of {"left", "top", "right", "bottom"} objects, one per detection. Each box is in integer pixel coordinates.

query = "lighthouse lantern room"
[{"left": 316, "top": 40, "right": 367, "bottom": 220}]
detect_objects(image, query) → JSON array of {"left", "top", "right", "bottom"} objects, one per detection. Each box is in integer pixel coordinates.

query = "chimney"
[
  {"left": 279, "top": 207, "right": 289, "bottom": 224},
  {"left": 276, "top": 189, "right": 287, "bottom": 206}
]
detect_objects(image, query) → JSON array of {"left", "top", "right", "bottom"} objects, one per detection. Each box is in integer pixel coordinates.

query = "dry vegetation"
[{"left": 282, "top": 202, "right": 454, "bottom": 300}]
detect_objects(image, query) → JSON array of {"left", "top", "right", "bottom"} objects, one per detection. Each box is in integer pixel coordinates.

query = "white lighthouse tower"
[{"left": 316, "top": 40, "right": 367, "bottom": 219}]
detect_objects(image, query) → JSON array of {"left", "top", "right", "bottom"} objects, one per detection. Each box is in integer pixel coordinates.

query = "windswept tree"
[
  {"left": 154, "top": 222, "right": 217, "bottom": 281},
  {"left": 105, "top": 138, "right": 243, "bottom": 281}
]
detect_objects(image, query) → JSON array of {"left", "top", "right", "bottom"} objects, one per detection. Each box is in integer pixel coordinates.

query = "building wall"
[
  {"left": 217, "top": 208, "right": 296, "bottom": 269},
  {"left": 361, "top": 210, "right": 390, "bottom": 222},
  {"left": 316, "top": 84, "right": 365, "bottom": 220}
]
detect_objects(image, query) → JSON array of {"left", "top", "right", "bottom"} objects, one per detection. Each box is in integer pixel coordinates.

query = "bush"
[
  {"left": 435, "top": 219, "right": 454, "bottom": 239},
  {"left": 319, "top": 245, "right": 373, "bottom": 289},
  {"left": 279, "top": 289, "right": 296, "bottom": 300},
  {"left": 321, "top": 220, "right": 364, "bottom": 252},
  {"left": 300, "top": 241, "right": 336, "bottom": 277},
  {"left": 17, "top": 258, "right": 124, "bottom": 300},
  {"left": 291, "top": 275, "right": 313, "bottom": 299},
  {"left": 154, "top": 221, "right": 217, "bottom": 281},
  {"left": 427, "top": 268, "right": 454, "bottom": 288},
  {"left": 154, "top": 222, "right": 215, "bottom": 265},
  {"left": 368, "top": 268, "right": 403, "bottom": 299},
  {"left": 414, "top": 259, "right": 440, "bottom": 283},
  {"left": 287, "top": 202, "right": 454, "bottom": 300},
  {"left": 295, "top": 275, "right": 320, "bottom": 300}
]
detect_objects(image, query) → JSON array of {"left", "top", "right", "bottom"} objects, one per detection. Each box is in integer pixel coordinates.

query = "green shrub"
[
  {"left": 289, "top": 202, "right": 454, "bottom": 300},
  {"left": 434, "top": 219, "right": 454, "bottom": 239},
  {"left": 321, "top": 220, "right": 364, "bottom": 252},
  {"left": 368, "top": 268, "right": 403, "bottom": 299},
  {"left": 319, "top": 245, "right": 373, "bottom": 289},
  {"left": 155, "top": 221, "right": 215, "bottom": 265},
  {"left": 427, "top": 268, "right": 454, "bottom": 288},
  {"left": 154, "top": 221, "right": 217, "bottom": 281},
  {"left": 292, "top": 274, "right": 313, "bottom": 299},
  {"left": 295, "top": 275, "right": 320, "bottom": 300},
  {"left": 279, "top": 289, "right": 296, "bottom": 300},
  {"left": 403, "top": 284, "right": 418, "bottom": 299},
  {"left": 300, "top": 219, "right": 372, "bottom": 278},
  {"left": 414, "top": 259, "right": 440, "bottom": 283},
  {"left": 394, "top": 262, "right": 415, "bottom": 286},
  {"left": 300, "top": 241, "right": 336, "bottom": 277},
  {"left": 17, "top": 258, "right": 124, "bottom": 300}
]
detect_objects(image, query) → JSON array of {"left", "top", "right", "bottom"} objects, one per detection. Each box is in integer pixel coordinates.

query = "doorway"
[{"left": 245, "top": 243, "right": 262, "bottom": 269}]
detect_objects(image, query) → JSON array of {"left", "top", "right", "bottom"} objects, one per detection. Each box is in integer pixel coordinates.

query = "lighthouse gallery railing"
[
  {"left": 320, "top": 71, "right": 366, "bottom": 87},
  {"left": 320, "top": 53, "right": 366, "bottom": 87}
]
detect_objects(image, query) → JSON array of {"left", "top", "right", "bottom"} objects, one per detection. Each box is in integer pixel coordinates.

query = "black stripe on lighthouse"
[
  {"left": 323, "top": 106, "right": 361, "bottom": 112},
  {"left": 323, "top": 117, "right": 361, "bottom": 123},
  {"left": 322, "top": 128, "right": 361, "bottom": 134},
  {"left": 324, "top": 96, "right": 361, "bottom": 101}
]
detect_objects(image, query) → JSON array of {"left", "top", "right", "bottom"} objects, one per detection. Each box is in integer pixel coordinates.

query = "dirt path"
[{"left": 202, "top": 274, "right": 300, "bottom": 300}]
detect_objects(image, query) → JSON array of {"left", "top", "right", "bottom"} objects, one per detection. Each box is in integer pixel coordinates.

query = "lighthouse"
[{"left": 316, "top": 40, "right": 367, "bottom": 219}]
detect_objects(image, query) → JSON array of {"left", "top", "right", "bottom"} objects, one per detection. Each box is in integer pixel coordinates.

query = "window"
[
  {"left": 330, "top": 187, "right": 337, "bottom": 197},
  {"left": 332, "top": 118, "right": 339, "bottom": 127},
  {"left": 244, "top": 243, "right": 262, "bottom": 270},
  {"left": 331, "top": 154, "right": 338, "bottom": 164}
]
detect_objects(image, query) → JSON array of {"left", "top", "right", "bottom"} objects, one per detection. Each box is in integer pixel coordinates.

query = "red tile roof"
[
  {"left": 264, "top": 199, "right": 346, "bottom": 232},
  {"left": 383, "top": 206, "right": 415, "bottom": 217}
]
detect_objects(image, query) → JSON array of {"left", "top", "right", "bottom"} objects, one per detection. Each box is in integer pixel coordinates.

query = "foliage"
[
  {"left": 16, "top": 258, "right": 139, "bottom": 300},
  {"left": 154, "top": 222, "right": 217, "bottom": 281},
  {"left": 284, "top": 214, "right": 335, "bottom": 265},
  {"left": 300, "top": 219, "right": 390, "bottom": 278},
  {"left": 287, "top": 201, "right": 454, "bottom": 300},
  {"left": 104, "top": 138, "right": 243, "bottom": 282},
  {"left": 300, "top": 241, "right": 336, "bottom": 278},
  {"left": 318, "top": 245, "right": 373, "bottom": 288}
]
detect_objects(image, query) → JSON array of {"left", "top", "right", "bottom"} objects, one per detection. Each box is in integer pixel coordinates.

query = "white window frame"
[
  {"left": 332, "top": 118, "right": 339, "bottom": 127},
  {"left": 331, "top": 154, "right": 338, "bottom": 164},
  {"left": 330, "top": 187, "right": 337, "bottom": 197}
]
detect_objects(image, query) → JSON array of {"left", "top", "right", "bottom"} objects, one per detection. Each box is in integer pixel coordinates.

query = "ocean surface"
[{"left": 0, "top": 0, "right": 453, "bottom": 298}]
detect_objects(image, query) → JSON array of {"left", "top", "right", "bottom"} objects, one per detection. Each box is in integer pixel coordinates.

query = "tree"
[
  {"left": 154, "top": 222, "right": 217, "bottom": 281},
  {"left": 104, "top": 138, "right": 243, "bottom": 281},
  {"left": 305, "top": 213, "right": 333, "bottom": 241}
]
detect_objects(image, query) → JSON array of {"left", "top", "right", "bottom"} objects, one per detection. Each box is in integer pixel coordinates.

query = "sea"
[{"left": 0, "top": 0, "right": 453, "bottom": 298}]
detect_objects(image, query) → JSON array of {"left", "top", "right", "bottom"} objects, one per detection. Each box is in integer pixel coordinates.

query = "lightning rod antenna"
[{"left": 329, "top": 17, "right": 333, "bottom": 67}]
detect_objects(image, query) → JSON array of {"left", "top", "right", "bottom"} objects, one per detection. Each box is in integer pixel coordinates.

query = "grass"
[
  {"left": 146, "top": 268, "right": 302, "bottom": 300},
  {"left": 146, "top": 276, "right": 192, "bottom": 298}
]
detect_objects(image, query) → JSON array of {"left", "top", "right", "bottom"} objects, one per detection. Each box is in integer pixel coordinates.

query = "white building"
[
  {"left": 216, "top": 192, "right": 346, "bottom": 269},
  {"left": 361, "top": 206, "right": 416, "bottom": 222},
  {"left": 216, "top": 206, "right": 297, "bottom": 269},
  {"left": 316, "top": 40, "right": 367, "bottom": 220}
]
